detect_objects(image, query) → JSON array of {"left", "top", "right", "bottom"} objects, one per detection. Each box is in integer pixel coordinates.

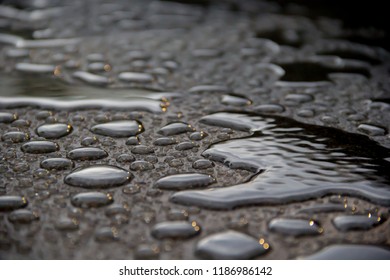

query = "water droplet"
[
  {"left": 0, "top": 196, "right": 28, "bottom": 211},
  {"left": 358, "top": 124, "right": 386, "bottom": 136},
  {"left": 126, "top": 136, "right": 140, "bottom": 146},
  {"left": 87, "top": 53, "right": 105, "bottom": 62},
  {"left": 196, "top": 230, "right": 269, "bottom": 259},
  {"left": 2, "top": 131, "right": 30, "bottom": 143},
  {"left": 158, "top": 122, "right": 195, "bottom": 136},
  {"left": 118, "top": 72, "right": 154, "bottom": 83},
  {"left": 172, "top": 112, "right": 390, "bottom": 209},
  {"left": 21, "top": 141, "right": 59, "bottom": 154},
  {"left": 151, "top": 221, "right": 201, "bottom": 239},
  {"left": 221, "top": 94, "right": 252, "bottom": 106},
  {"left": 303, "top": 244, "right": 390, "bottom": 260},
  {"left": 193, "top": 159, "right": 214, "bottom": 169},
  {"left": 189, "top": 131, "right": 208, "bottom": 141},
  {"left": 55, "top": 218, "right": 79, "bottom": 231},
  {"left": 254, "top": 104, "right": 285, "bottom": 114},
  {"left": 175, "top": 141, "right": 198, "bottom": 151},
  {"left": 91, "top": 120, "right": 144, "bottom": 137},
  {"left": 153, "top": 137, "right": 178, "bottom": 146},
  {"left": 73, "top": 71, "right": 111, "bottom": 86},
  {"left": 95, "top": 227, "right": 119, "bottom": 242},
  {"left": 155, "top": 173, "right": 215, "bottom": 190},
  {"left": 7, "top": 209, "right": 38, "bottom": 225},
  {"left": 40, "top": 158, "right": 74, "bottom": 170},
  {"left": 71, "top": 192, "right": 113, "bottom": 208},
  {"left": 81, "top": 136, "right": 98, "bottom": 146},
  {"left": 87, "top": 62, "right": 111, "bottom": 73},
  {"left": 131, "top": 145, "right": 154, "bottom": 155},
  {"left": 189, "top": 85, "right": 229, "bottom": 94},
  {"left": 6, "top": 48, "right": 29, "bottom": 58},
  {"left": 15, "top": 63, "right": 56, "bottom": 74},
  {"left": 36, "top": 123, "right": 73, "bottom": 139},
  {"left": 135, "top": 244, "right": 160, "bottom": 259},
  {"left": 130, "top": 160, "right": 154, "bottom": 171},
  {"left": 67, "top": 147, "right": 108, "bottom": 160},
  {"left": 269, "top": 218, "right": 323, "bottom": 236},
  {"left": 332, "top": 214, "right": 384, "bottom": 231},
  {"left": 285, "top": 93, "right": 314, "bottom": 103},
  {"left": 11, "top": 119, "right": 30, "bottom": 128},
  {"left": 297, "top": 109, "right": 315, "bottom": 118},
  {"left": 116, "top": 154, "right": 135, "bottom": 163},
  {"left": 65, "top": 165, "right": 132, "bottom": 189},
  {"left": 0, "top": 112, "right": 17, "bottom": 123}
]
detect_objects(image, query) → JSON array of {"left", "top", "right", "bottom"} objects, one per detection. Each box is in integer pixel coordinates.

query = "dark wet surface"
[{"left": 0, "top": 0, "right": 389, "bottom": 260}]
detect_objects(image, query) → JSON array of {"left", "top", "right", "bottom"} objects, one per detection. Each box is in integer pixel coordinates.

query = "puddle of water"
[{"left": 172, "top": 112, "right": 390, "bottom": 209}]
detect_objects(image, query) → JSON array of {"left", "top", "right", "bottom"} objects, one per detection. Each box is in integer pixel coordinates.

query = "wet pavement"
[{"left": 0, "top": 0, "right": 389, "bottom": 259}]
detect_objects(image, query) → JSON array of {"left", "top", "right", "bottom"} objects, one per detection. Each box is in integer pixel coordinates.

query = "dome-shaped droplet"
[
  {"left": 0, "top": 196, "right": 28, "bottom": 211},
  {"left": 67, "top": 147, "right": 108, "bottom": 160},
  {"left": 158, "top": 122, "right": 195, "bottom": 136},
  {"left": 91, "top": 120, "right": 144, "bottom": 137},
  {"left": 196, "top": 230, "right": 269, "bottom": 259},
  {"left": 155, "top": 173, "right": 215, "bottom": 190},
  {"left": 2, "top": 131, "right": 30, "bottom": 143},
  {"left": 151, "top": 221, "right": 201, "bottom": 239},
  {"left": 71, "top": 192, "right": 113, "bottom": 208},
  {"left": 40, "top": 158, "right": 74, "bottom": 170},
  {"left": 64, "top": 165, "right": 132, "bottom": 189},
  {"left": 36, "top": 123, "right": 72, "bottom": 139},
  {"left": 21, "top": 141, "right": 59, "bottom": 154}
]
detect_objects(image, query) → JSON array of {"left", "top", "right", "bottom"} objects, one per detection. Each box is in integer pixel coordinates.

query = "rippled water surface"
[{"left": 0, "top": 0, "right": 389, "bottom": 260}]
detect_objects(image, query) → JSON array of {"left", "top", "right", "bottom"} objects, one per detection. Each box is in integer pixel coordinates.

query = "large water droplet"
[
  {"left": 151, "top": 221, "right": 201, "bottom": 239},
  {"left": 0, "top": 196, "right": 28, "bottom": 211},
  {"left": 303, "top": 244, "right": 390, "bottom": 260},
  {"left": 21, "top": 141, "right": 59, "bottom": 154},
  {"left": 332, "top": 214, "right": 384, "bottom": 231},
  {"left": 71, "top": 192, "right": 113, "bottom": 208},
  {"left": 64, "top": 165, "right": 132, "bottom": 189},
  {"left": 196, "top": 230, "right": 269, "bottom": 259},
  {"left": 158, "top": 122, "right": 195, "bottom": 136},
  {"left": 155, "top": 173, "right": 215, "bottom": 190},
  {"left": 36, "top": 123, "right": 73, "bottom": 139},
  {"left": 91, "top": 120, "right": 144, "bottom": 137},
  {"left": 269, "top": 218, "right": 323, "bottom": 236},
  {"left": 67, "top": 147, "right": 108, "bottom": 160}
]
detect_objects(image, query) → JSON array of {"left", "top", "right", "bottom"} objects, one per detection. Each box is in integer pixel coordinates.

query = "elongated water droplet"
[{"left": 91, "top": 120, "right": 144, "bottom": 137}]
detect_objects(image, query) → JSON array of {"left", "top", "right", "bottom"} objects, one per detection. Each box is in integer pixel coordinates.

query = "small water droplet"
[
  {"left": 175, "top": 141, "right": 198, "bottom": 151},
  {"left": 67, "top": 147, "right": 108, "bottom": 160},
  {"left": 73, "top": 71, "right": 111, "bottom": 86},
  {"left": 118, "top": 72, "right": 154, "bottom": 83},
  {"left": 21, "top": 141, "right": 59, "bottom": 154},
  {"left": 269, "top": 218, "right": 323, "bottom": 236},
  {"left": 65, "top": 165, "right": 132, "bottom": 189},
  {"left": 192, "top": 159, "right": 214, "bottom": 169},
  {"left": 135, "top": 244, "right": 160, "bottom": 259},
  {"left": 130, "top": 160, "right": 154, "bottom": 171},
  {"left": 81, "top": 136, "right": 98, "bottom": 146},
  {"left": 95, "top": 227, "right": 119, "bottom": 242},
  {"left": 71, "top": 192, "right": 113, "bottom": 208},
  {"left": 332, "top": 214, "right": 384, "bottom": 231},
  {"left": 131, "top": 145, "right": 154, "bottom": 155},
  {"left": 126, "top": 136, "right": 140, "bottom": 146},
  {"left": 189, "top": 85, "right": 229, "bottom": 94},
  {"left": 2, "top": 131, "right": 30, "bottom": 143},
  {"left": 40, "top": 158, "right": 74, "bottom": 170},
  {"left": 55, "top": 217, "right": 79, "bottom": 231},
  {"left": 151, "top": 221, "right": 201, "bottom": 239},
  {"left": 8, "top": 209, "right": 38, "bottom": 223},
  {"left": 358, "top": 124, "right": 386, "bottom": 136},
  {"left": 36, "top": 123, "right": 73, "bottom": 139},
  {"left": 254, "top": 104, "right": 285, "bottom": 114},
  {"left": 196, "top": 230, "right": 269, "bottom": 259},
  {"left": 155, "top": 173, "right": 215, "bottom": 190},
  {"left": 15, "top": 63, "right": 56, "bottom": 74},
  {"left": 297, "top": 109, "right": 315, "bottom": 117},
  {"left": 221, "top": 94, "right": 252, "bottom": 106},
  {"left": 189, "top": 131, "right": 208, "bottom": 141},
  {"left": 0, "top": 196, "right": 28, "bottom": 211},
  {"left": 158, "top": 122, "right": 195, "bottom": 136},
  {"left": 153, "top": 137, "right": 178, "bottom": 146},
  {"left": 91, "top": 120, "right": 144, "bottom": 137},
  {"left": 0, "top": 112, "right": 18, "bottom": 123}
]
